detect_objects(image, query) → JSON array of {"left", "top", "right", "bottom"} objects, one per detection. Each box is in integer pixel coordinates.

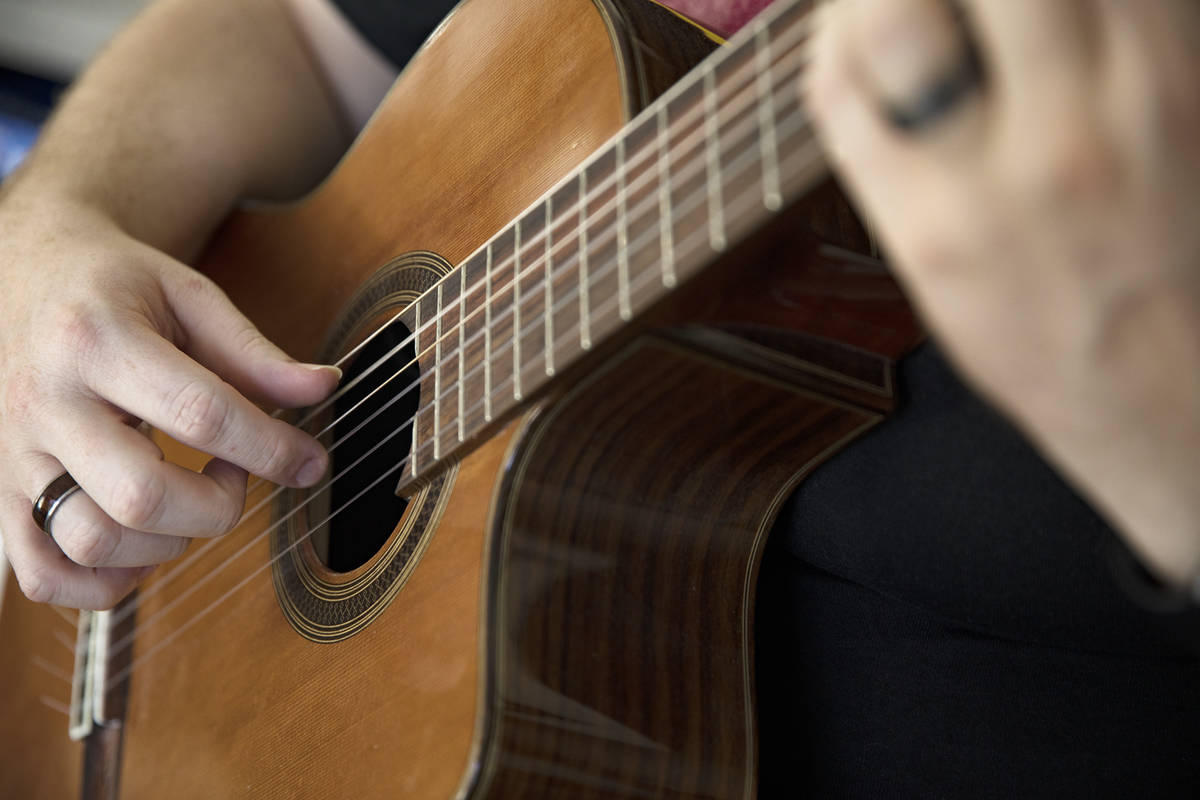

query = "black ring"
[
  {"left": 883, "top": 31, "right": 985, "bottom": 133},
  {"left": 32, "top": 472, "right": 83, "bottom": 535}
]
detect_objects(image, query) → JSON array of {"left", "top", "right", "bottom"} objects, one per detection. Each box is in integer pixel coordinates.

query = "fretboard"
[{"left": 390, "top": 0, "right": 823, "bottom": 491}]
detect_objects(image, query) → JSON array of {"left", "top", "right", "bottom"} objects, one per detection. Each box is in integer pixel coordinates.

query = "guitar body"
[{"left": 0, "top": 0, "right": 920, "bottom": 796}]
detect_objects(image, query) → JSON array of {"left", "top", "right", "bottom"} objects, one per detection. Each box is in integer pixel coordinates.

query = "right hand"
[{"left": 0, "top": 196, "right": 340, "bottom": 609}]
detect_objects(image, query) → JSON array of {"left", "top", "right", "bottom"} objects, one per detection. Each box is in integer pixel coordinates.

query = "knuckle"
[
  {"left": 58, "top": 518, "right": 118, "bottom": 568},
  {"left": 53, "top": 303, "right": 107, "bottom": 362},
  {"left": 17, "top": 565, "right": 57, "bottom": 605},
  {"left": 168, "top": 380, "right": 230, "bottom": 448},
  {"left": 107, "top": 470, "right": 166, "bottom": 530}
]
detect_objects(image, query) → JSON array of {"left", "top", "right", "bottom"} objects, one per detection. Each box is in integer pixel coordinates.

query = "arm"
[{"left": 0, "top": 0, "right": 394, "bottom": 609}]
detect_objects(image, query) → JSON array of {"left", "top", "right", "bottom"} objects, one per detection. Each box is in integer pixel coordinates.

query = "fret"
[
  {"left": 544, "top": 196, "right": 555, "bottom": 377},
  {"left": 710, "top": 22, "right": 771, "bottom": 252},
  {"left": 458, "top": 249, "right": 490, "bottom": 436},
  {"left": 703, "top": 65, "right": 726, "bottom": 252},
  {"left": 515, "top": 203, "right": 549, "bottom": 399},
  {"left": 409, "top": 297, "right": 423, "bottom": 479},
  {"left": 755, "top": 21, "right": 782, "bottom": 211},
  {"left": 488, "top": 227, "right": 517, "bottom": 416},
  {"left": 619, "top": 113, "right": 666, "bottom": 319},
  {"left": 433, "top": 283, "right": 443, "bottom": 461},
  {"left": 616, "top": 138, "right": 631, "bottom": 321},
  {"left": 432, "top": 272, "right": 464, "bottom": 461},
  {"left": 483, "top": 241, "right": 494, "bottom": 422},
  {"left": 548, "top": 176, "right": 584, "bottom": 371},
  {"left": 664, "top": 71, "right": 709, "bottom": 285},
  {"left": 578, "top": 168, "right": 591, "bottom": 350},
  {"left": 657, "top": 103, "right": 676, "bottom": 289},
  {"left": 582, "top": 143, "right": 621, "bottom": 348},
  {"left": 764, "top": 17, "right": 817, "bottom": 203},
  {"left": 512, "top": 219, "right": 523, "bottom": 402},
  {"left": 458, "top": 262, "right": 466, "bottom": 442}
]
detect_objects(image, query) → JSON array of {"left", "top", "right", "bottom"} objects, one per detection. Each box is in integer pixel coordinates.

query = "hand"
[
  {"left": 806, "top": 0, "right": 1200, "bottom": 584},
  {"left": 0, "top": 196, "right": 339, "bottom": 609}
]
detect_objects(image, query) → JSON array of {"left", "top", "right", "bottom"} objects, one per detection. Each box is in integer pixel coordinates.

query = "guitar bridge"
[{"left": 67, "top": 598, "right": 135, "bottom": 741}]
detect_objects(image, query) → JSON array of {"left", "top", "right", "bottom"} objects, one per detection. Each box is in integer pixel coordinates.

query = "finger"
[
  {"left": 958, "top": 0, "right": 1098, "bottom": 104},
  {"left": 38, "top": 400, "right": 251, "bottom": 538},
  {"left": 1, "top": 491, "right": 145, "bottom": 610},
  {"left": 80, "top": 321, "right": 329, "bottom": 487},
  {"left": 846, "top": 0, "right": 987, "bottom": 137},
  {"left": 25, "top": 455, "right": 190, "bottom": 567},
  {"left": 805, "top": 0, "right": 973, "bottom": 218},
  {"left": 158, "top": 266, "right": 341, "bottom": 408}
]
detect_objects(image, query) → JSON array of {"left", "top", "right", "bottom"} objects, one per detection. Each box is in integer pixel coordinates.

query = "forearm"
[{"left": 1, "top": 0, "right": 348, "bottom": 260}]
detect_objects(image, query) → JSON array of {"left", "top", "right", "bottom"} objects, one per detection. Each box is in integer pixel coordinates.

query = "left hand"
[{"left": 805, "top": 0, "right": 1200, "bottom": 585}]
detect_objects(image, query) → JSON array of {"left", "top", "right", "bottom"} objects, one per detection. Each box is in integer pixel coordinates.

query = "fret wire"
[
  {"left": 657, "top": 104, "right": 677, "bottom": 288},
  {"left": 433, "top": 284, "right": 443, "bottom": 461},
  {"left": 616, "top": 138, "right": 632, "bottom": 321},
  {"left": 410, "top": 299, "right": 421, "bottom": 478},
  {"left": 755, "top": 21, "right": 783, "bottom": 211},
  {"left": 579, "top": 169, "right": 591, "bottom": 350},
  {"left": 458, "top": 262, "right": 466, "bottom": 441},
  {"left": 512, "top": 219, "right": 523, "bottom": 401},
  {"left": 703, "top": 65, "right": 727, "bottom": 252},
  {"left": 484, "top": 242, "right": 493, "bottom": 422},
  {"left": 544, "top": 196, "right": 556, "bottom": 376}
]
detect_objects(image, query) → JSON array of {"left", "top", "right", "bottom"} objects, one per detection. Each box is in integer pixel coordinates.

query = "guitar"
[{"left": 0, "top": 0, "right": 920, "bottom": 796}]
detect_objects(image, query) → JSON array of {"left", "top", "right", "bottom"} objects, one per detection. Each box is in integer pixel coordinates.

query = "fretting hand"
[{"left": 806, "top": 0, "right": 1200, "bottom": 589}]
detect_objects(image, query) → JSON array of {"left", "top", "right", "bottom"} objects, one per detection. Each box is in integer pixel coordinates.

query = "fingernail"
[
  {"left": 301, "top": 364, "right": 343, "bottom": 382},
  {"left": 296, "top": 455, "right": 328, "bottom": 487}
]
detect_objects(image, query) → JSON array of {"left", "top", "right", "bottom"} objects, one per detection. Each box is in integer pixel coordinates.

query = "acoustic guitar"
[{"left": 0, "top": 0, "right": 921, "bottom": 796}]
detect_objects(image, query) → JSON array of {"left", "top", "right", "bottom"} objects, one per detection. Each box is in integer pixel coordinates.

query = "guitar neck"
[{"left": 391, "top": 0, "right": 822, "bottom": 492}]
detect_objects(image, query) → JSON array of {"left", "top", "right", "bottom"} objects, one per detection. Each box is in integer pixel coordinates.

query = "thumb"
[{"left": 159, "top": 266, "right": 341, "bottom": 409}]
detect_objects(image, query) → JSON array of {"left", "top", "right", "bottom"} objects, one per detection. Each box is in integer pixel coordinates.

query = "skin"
[{"left": 0, "top": 0, "right": 1196, "bottom": 609}]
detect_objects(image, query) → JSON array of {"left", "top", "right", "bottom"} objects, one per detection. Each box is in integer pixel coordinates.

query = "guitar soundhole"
[
  {"left": 317, "top": 321, "right": 421, "bottom": 572},
  {"left": 271, "top": 251, "right": 455, "bottom": 642}
]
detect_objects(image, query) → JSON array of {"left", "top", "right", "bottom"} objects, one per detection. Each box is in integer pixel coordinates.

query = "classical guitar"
[{"left": 0, "top": 0, "right": 920, "bottom": 796}]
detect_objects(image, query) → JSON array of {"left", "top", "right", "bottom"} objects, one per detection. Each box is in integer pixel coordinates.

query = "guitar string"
[
  {"left": 105, "top": 106, "right": 825, "bottom": 692},
  {"left": 101, "top": 59, "right": 814, "bottom": 660},
  {"left": 104, "top": 15, "right": 812, "bottom": 626}
]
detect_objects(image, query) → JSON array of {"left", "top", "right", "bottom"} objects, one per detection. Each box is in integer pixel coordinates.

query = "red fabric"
[{"left": 659, "top": 0, "right": 775, "bottom": 37}]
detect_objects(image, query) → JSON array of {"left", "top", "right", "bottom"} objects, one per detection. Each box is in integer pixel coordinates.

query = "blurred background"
[{"left": 0, "top": 0, "right": 151, "bottom": 178}]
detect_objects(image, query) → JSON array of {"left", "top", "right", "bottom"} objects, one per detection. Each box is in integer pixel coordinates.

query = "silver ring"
[{"left": 32, "top": 472, "right": 83, "bottom": 536}]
